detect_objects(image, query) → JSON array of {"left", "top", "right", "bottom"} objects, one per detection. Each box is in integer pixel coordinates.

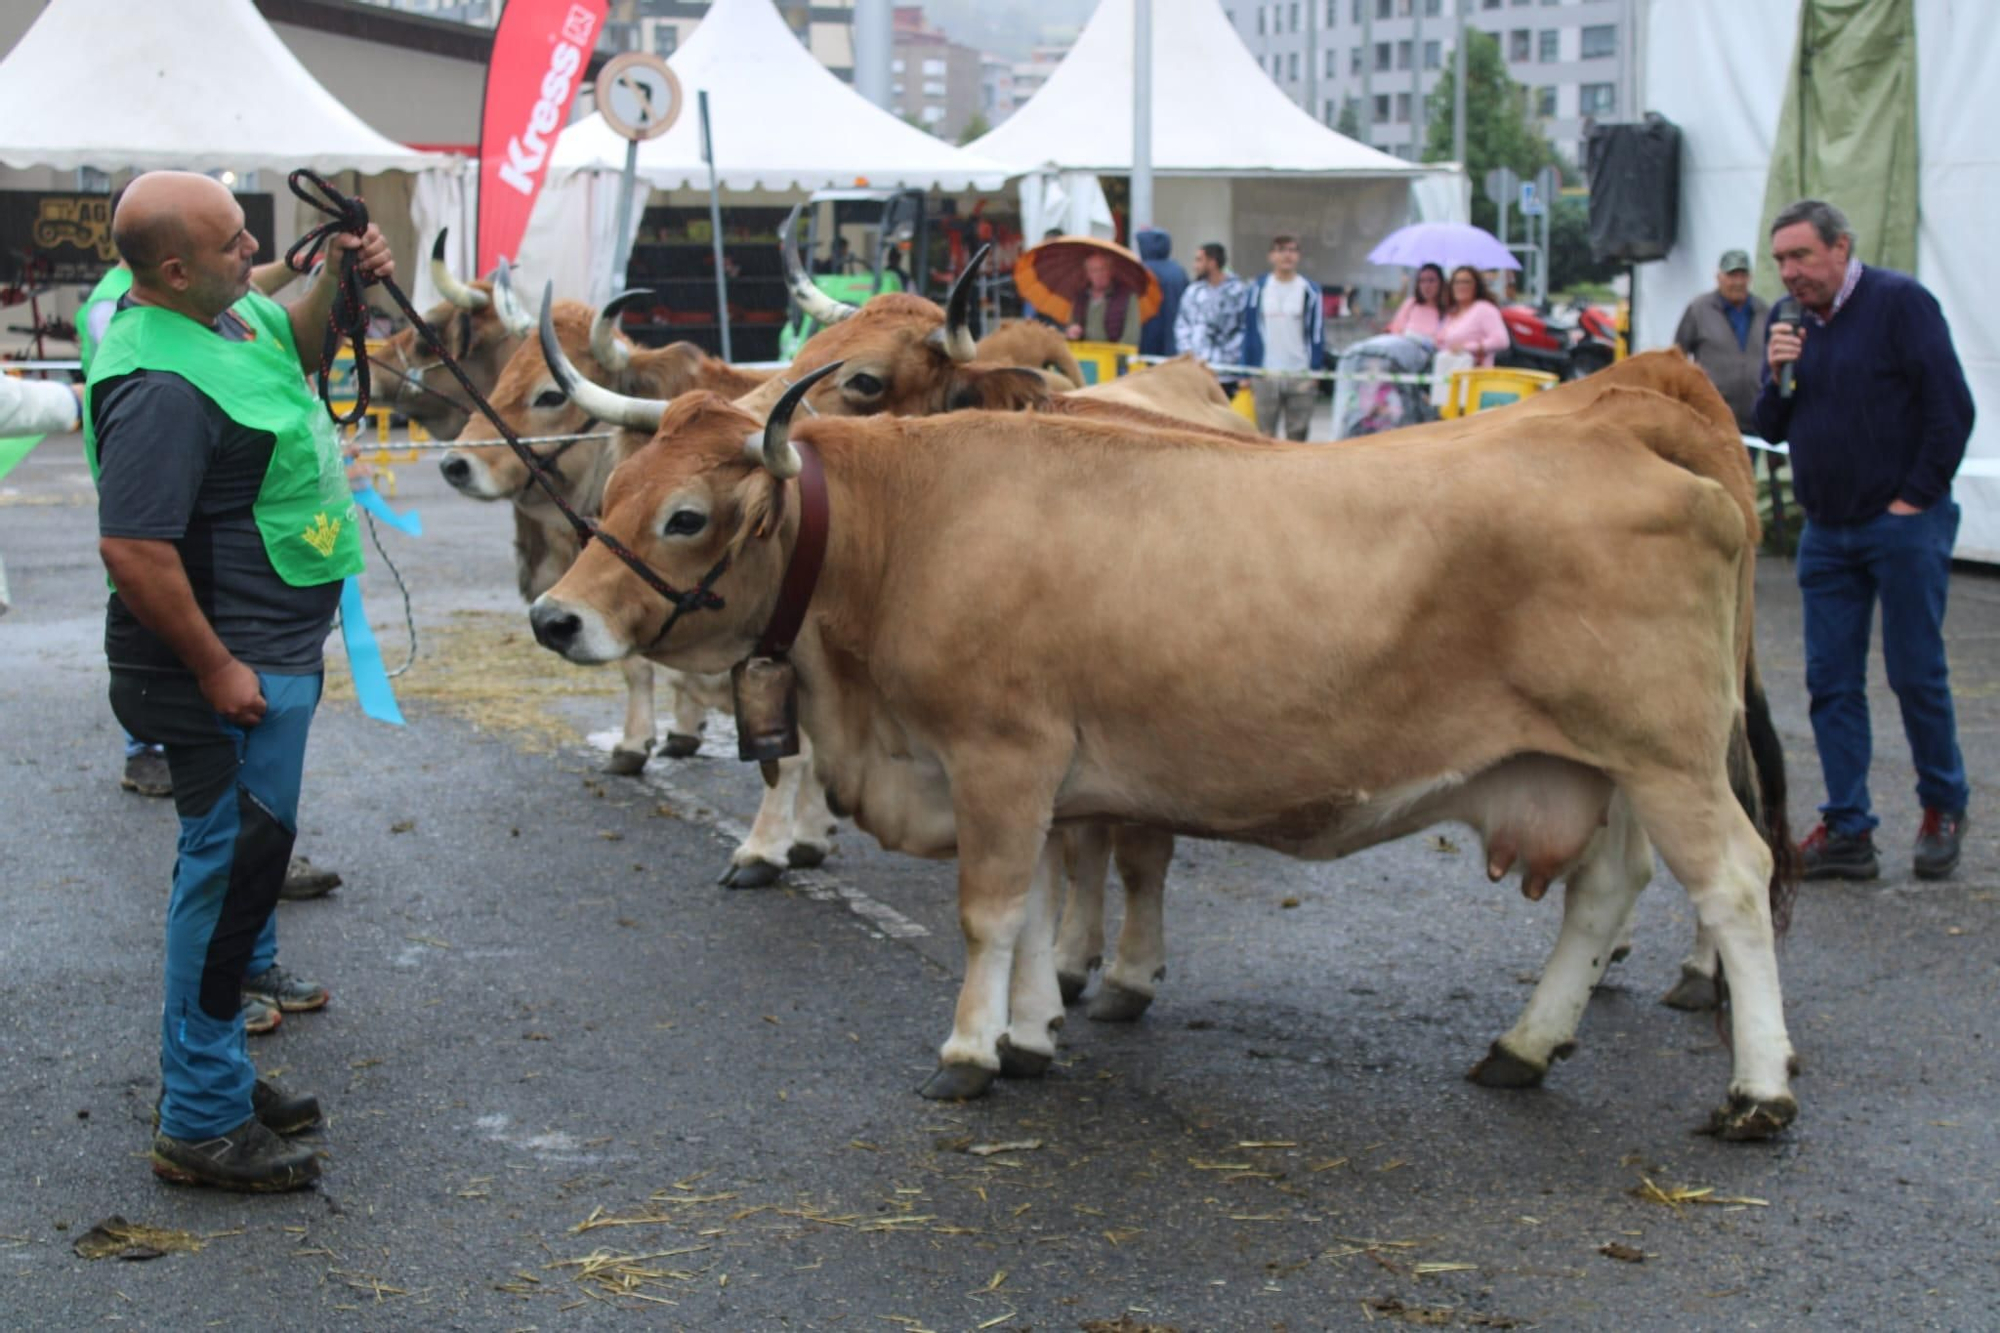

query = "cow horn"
[
  {"left": 430, "top": 229, "right": 489, "bottom": 311},
  {"left": 539, "top": 281, "right": 667, "bottom": 432},
  {"left": 782, "top": 204, "right": 860, "bottom": 326},
  {"left": 758, "top": 360, "right": 843, "bottom": 480},
  {"left": 926, "top": 242, "right": 989, "bottom": 364},
  {"left": 490, "top": 259, "right": 535, "bottom": 338},
  {"left": 591, "top": 289, "right": 653, "bottom": 374}
]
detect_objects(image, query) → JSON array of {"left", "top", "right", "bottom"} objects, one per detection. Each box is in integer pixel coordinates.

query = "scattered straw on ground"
[
  {"left": 1630, "top": 1177, "right": 1769, "bottom": 1211},
  {"left": 72, "top": 1216, "right": 211, "bottom": 1261},
  {"left": 325, "top": 609, "right": 620, "bottom": 751}
]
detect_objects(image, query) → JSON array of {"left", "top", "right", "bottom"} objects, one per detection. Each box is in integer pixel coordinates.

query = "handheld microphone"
[{"left": 1770, "top": 295, "right": 1801, "bottom": 399}]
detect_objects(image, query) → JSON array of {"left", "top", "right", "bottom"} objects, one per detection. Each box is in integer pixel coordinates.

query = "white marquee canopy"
[
  {"left": 0, "top": 0, "right": 444, "bottom": 175},
  {"left": 548, "top": 0, "right": 1011, "bottom": 193}
]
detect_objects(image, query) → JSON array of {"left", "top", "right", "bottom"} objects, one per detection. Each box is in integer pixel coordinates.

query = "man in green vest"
[
  {"left": 89, "top": 170, "right": 392, "bottom": 1192},
  {"left": 82, "top": 258, "right": 346, "bottom": 919}
]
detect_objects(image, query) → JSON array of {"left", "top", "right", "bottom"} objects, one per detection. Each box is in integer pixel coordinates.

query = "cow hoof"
[
  {"left": 661, "top": 732, "right": 702, "bottom": 760},
  {"left": 786, "top": 843, "right": 830, "bottom": 870},
  {"left": 1660, "top": 966, "right": 1721, "bottom": 1012},
  {"left": 919, "top": 1063, "right": 996, "bottom": 1101},
  {"left": 1057, "top": 971, "right": 1091, "bottom": 1005},
  {"left": 997, "top": 1036, "right": 1053, "bottom": 1079},
  {"left": 1698, "top": 1091, "right": 1798, "bottom": 1141},
  {"left": 1086, "top": 983, "right": 1154, "bottom": 1024},
  {"left": 604, "top": 746, "right": 651, "bottom": 776},
  {"left": 719, "top": 859, "right": 784, "bottom": 890},
  {"left": 1467, "top": 1041, "right": 1548, "bottom": 1089}
]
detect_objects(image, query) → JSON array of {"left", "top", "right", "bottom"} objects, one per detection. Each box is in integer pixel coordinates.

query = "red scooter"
[{"left": 1497, "top": 301, "right": 1618, "bottom": 380}]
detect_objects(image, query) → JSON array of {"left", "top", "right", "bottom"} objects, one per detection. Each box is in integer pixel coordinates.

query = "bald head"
[{"left": 113, "top": 171, "right": 258, "bottom": 319}]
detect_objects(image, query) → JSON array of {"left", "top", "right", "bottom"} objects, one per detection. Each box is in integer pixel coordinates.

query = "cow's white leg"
[
  {"left": 1471, "top": 796, "right": 1651, "bottom": 1087},
  {"left": 783, "top": 741, "right": 836, "bottom": 869},
  {"left": 1091, "top": 826, "right": 1174, "bottom": 1023},
  {"left": 605, "top": 657, "right": 657, "bottom": 776},
  {"left": 719, "top": 755, "right": 808, "bottom": 889},
  {"left": 1662, "top": 921, "right": 1722, "bottom": 1011},
  {"left": 1053, "top": 825, "right": 1109, "bottom": 1003},
  {"left": 1627, "top": 777, "right": 1797, "bottom": 1138},
  {"left": 1000, "top": 840, "right": 1065, "bottom": 1077},
  {"left": 922, "top": 781, "right": 1054, "bottom": 1101},
  {"left": 660, "top": 669, "right": 706, "bottom": 759}
]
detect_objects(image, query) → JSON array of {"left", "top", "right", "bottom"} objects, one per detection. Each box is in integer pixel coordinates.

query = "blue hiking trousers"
[{"left": 110, "top": 669, "right": 321, "bottom": 1140}]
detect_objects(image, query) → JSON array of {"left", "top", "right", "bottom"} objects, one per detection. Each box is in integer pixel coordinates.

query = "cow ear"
[
  {"left": 949, "top": 365, "right": 1055, "bottom": 413},
  {"left": 611, "top": 427, "right": 652, "bottom": 466},
  {"left": 735, "top": 467, "right": 782, "bottom": 542}
]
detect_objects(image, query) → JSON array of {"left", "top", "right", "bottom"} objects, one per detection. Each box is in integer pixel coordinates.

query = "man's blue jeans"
[
  {"left": 110, "top": 669, "right": 320, "bottom": 1139},
  {"left": 1796, "top": 500, "right": 1970, "bottom": 835}
]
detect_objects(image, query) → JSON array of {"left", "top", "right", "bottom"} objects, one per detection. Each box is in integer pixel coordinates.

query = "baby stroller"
[{"left": 1331, "top": 333, "right": 1436, "bottom": 439}]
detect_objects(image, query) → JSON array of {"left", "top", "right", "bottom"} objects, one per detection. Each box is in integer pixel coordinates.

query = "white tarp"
[
  {"left": 0, "top": 0, "right": 444, "bottom": 175},
  {"left": 549, "top": 0, "right": 1011, "bottom": 193},
  {"left": 1634, "top": 0, "right": 2000, "bottom": 560}
]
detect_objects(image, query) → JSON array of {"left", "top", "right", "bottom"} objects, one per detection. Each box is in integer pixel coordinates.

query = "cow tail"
[{"left": 1727, "top": 645, "right": 1798, "bottom": 936}]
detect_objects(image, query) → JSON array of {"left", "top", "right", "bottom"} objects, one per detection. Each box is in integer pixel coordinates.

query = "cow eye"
[
  {"left": 663, "top": 509, "right": 707, "bottom": 537},
  {"left": 533, "top": 389, "right": 567, "bottom": 409},
  {"left": 843, "top": 372, "right": 886, "bottom": 397}
]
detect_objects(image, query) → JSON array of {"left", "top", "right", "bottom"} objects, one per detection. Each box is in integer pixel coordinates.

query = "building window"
[
  {"left": 1257, "top": 5, "right": 1266, "bottom": 35},
  {"left": 1482, "top": 0, "right": 1501, "bottom": 8},
  {"left": 1327, "top": 0, "right": 1338, "bottom": 26},
  {"left": 1509, "top": 29, "right": 1531, "bottom": 60},
  {"left": 1352, "top": 0, "right": 1362, "bottom": 22},
  {"left": 1536, "top": 85, "right": 1557, "bottom": 116},
  {"left": 1396, "top": 39, "right": 1411, "bottom": 69},
  {"left": 1288, "top": 51, "right": 1299, "bottom": 79},
  {"left": 1325, "top": 98, "right": 1337, "bottom": 123},
  {"left": 1375, "top": 41, "right": 1391, "bottom": 71},
  {"left": 1395, "top": 91, "right": 1411, "bottom": 121},
  {"left": 922, "top": 58, "right": 946, "bottom": 75},
  {"left": 923, "top": 80, "right": 946, "bottom": 95},
  {"left": 1425, "top": 0, "right": 1442, "bottom": 13},
  {"left": 1580, "top": 24, "right": 1616, "bottom": 58},
  {"left": 651, "top": 24, "right": 676, "bottom": 57},
  {"left": 1326, "top": 47, "right": 1338, "bottom": 76},
  {"left": 1538, "top": 29, "right": 1558, "bottom": 61},
  {"left": 1513, "top": 0, "right": 1531, "bottom": 6},
  {"left": 1351, "top": 45, "right": 1362, "bottom": 73},
  {"left": 920, "top": 105, "right": 944, "bottom": 125},
  {"left": 1290, "top": 2, "right": 1301, "bottom": 31},
  {"left": 1373, "top": 93, "right": 1391, "bottom": 122},
  {"left": 1579, "top": 81, "right": 1616, "bottom": 115},
  {"left": 891, "top": 57, "right": 905, "bottom": 73},
  {"left": 1376, "top": 0, "right": 1391, "bottom": 17},
  {"left": 1424, "top": 40, "right": 1441, "bottom": 68}
]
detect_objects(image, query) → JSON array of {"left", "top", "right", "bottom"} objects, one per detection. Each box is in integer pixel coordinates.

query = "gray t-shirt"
[{"left": 94, "top": 301, "right": 341, "bottom": 675}]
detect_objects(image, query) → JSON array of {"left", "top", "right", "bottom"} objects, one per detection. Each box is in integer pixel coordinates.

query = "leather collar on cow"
[{"left": 755, "top": 437, "right": 830, "bottom": 661}]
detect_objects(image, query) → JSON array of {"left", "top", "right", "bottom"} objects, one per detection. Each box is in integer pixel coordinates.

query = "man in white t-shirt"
[{"left": 1241, "top": 234, "right": 1326, "bottom": 440}]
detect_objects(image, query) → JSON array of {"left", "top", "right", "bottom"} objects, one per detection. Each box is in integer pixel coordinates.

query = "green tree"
[
  {"left": 1335, "top": 97, "right": 1361, "bottom": 141},
  {"left": 1546, "top": 193, "right": 1621, "bottom": 294},
  {"left": 956, "top": 111, "right": 992, "bottom": 145},
  {"left": 1422, "top": 30, "right": 1566, "bottom": 237}
]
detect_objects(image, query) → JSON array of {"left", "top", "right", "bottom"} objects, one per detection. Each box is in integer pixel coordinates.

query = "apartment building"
[
  {"left": 888, "top": 5, "right": 983, "bottom": 139},
  {"left": 1227, "top": 0, "right": 1635, "bottom": 165}
]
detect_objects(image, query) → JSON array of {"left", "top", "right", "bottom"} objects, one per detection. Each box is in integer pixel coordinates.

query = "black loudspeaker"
[{"left": 1586, "top": 113, "right": 1682, "bottom": 264}]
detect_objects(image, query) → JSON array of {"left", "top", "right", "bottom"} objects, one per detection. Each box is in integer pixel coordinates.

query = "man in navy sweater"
[{"left": 1757, "top": 199, "right": 1976, "bottom": 881}]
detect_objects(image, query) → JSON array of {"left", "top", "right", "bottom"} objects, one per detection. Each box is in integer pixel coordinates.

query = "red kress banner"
[{"left": 477, "top": 0, "right": 606, "bottom": 275}]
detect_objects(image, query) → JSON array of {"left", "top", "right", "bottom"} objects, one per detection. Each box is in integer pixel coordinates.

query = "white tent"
[
  {"left": 970, "top": 0, "right": 1445, "bottom": 290},
  {"left": 0, "top": 0, "right": 443, "bottom": 176},
  {"left": 1632, "top": 0, "right": 2000, "bottom": 560},
  {"left": 547, "top": 0, "right": 1012, "bottom": 194}
]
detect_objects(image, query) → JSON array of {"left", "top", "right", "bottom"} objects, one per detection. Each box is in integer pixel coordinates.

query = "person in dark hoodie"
[{"left": 1134, "top": 228, "right": 1187, "bottom": 358}]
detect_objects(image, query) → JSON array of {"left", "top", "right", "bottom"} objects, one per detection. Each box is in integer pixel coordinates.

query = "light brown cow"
[
  {"left": 975, "top": 319, "right": 1086, "bottom": 391},
  {"left": 370, "top": 232, "right": 534, "bottom": 440},
  {"left": 530, "top": 377, "right": 1801, "bottom": 1140}
]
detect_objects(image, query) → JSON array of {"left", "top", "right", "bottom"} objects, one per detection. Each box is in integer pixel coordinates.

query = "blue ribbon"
[
  {"left": 352, "top": 483, "right": 423, "bottom": 536},
  {"left": 339, "top": 577, "right": 404, "bottom": 726}
]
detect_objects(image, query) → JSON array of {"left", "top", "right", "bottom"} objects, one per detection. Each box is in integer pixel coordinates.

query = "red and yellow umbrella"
[{"left": 1013, "top": 236, "right": 1163, "bottom": 326}]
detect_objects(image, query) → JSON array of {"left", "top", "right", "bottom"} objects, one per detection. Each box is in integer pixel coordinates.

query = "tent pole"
[
  {"left": 1451, "top": 0, "right": 1466, "bottom": 168},
  {"left": 1131, "top": 0, "right": 1154, "bottom": 233},
  {"left": 699, "top": 90, "right": 732, "bottom": 363},
  {"left": 610, "top": 137, "right": 640, "bottom": 299}
]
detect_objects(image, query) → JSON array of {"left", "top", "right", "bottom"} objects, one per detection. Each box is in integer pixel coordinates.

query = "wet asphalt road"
[{"left": 2, "top": 435, "right": 1997, "bottom": 1332}]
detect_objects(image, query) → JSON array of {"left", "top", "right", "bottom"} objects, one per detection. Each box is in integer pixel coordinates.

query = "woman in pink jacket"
[
  {"left": 1437, "top": 266, "right": 1511, "bottom": 367},
  {"left": 1387, "top": 263, "right": 1449, "bottom": 340}
]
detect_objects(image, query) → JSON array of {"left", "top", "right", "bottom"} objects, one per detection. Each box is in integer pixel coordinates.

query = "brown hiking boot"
[{"left": 1799, "top": 822, "right": 1878, "bottom": 881}]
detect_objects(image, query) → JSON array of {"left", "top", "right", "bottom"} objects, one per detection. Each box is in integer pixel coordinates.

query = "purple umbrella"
[{"left": 1368, "top": 222, "right": 1521, "bottom": 272}]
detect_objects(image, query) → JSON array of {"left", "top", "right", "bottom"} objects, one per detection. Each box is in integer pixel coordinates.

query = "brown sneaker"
[
  {"left": 151, "top": 1116, "right": 320, "bottom": 1192},
  {"left": 278, "top": 856, "right": 342, "bottom": 901},
  {"left": 120, "top": 750, "right": 172, "bottom": 798}
]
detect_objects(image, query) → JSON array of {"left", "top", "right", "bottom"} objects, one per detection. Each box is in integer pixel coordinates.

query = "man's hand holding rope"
[{"left": 285, "top": 220, "right": 394, "bottom": 382}]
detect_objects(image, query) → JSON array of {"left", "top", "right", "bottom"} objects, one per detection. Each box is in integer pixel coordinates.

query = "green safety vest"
[
  {"left": 75, "top": 265, "right": 133, "bottom": 374},
  {"left": 84, "top": 290, "right": 363, "bottom": 588}
]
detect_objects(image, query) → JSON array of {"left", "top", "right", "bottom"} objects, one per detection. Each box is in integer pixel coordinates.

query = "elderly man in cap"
[
  {"left": 89, "top": 170, "right": 392, "bottom": 1191},
  {"left": 1672, "top": 248, "right": 1770, "bottom": 433}
]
